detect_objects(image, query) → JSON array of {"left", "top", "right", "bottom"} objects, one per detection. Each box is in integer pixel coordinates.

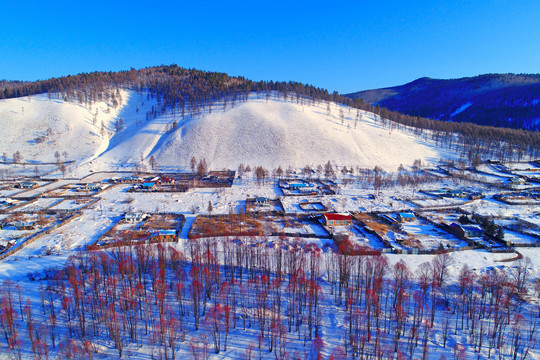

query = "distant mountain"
[{"left": 346, "top": 74, "right": 540, "bottom": 130}]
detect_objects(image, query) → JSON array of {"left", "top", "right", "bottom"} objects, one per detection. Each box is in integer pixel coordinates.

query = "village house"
[
  {"left": 20, "top": 182, "right": 38, "bottom": 189},
  {"left": 446, "top": 190, "right": 468, "bottom": 198},
  {"left": 323, "top": 213, "right": 352, "bottom": 227},
  {"left": 289, "top": 182, "right": 312, "bottom": 190},
  {"left": 254, "top": 197, "right": 270, "bottom": 206},
  {"left": 141, "top": 182, "right": 156, "bottom": 191},
  {"left": 509, "top": 177, "right": 526, "bottom": 184},
  {"left": 125, "top": 213, "right": 148, "bottom": 223},
  {"left": 121, "top": 176, "right": 141, "bottom": 183},
  {"left": 85, "top": 183, "right": 102, "bottom": 191},
  {"left": 508, "top": 177, "right": 527, "bottom": 188},
  {"left": 450, "top": 223, "right": 484, "bottom": 238},
  {"left": 1, "top": 198, "right": 18, "bottom": 206},
  {"left": 160, "top": 176, "right": 175, "bottom": 184},
  {"left": 151, "top": 229, "right": 177, "bottom": 242},
  {"left": 397, "top": 212, "right": 416, "bottom": 222},
  {"left": 462, "top": 225, "right": 484, "bottom": 238}
]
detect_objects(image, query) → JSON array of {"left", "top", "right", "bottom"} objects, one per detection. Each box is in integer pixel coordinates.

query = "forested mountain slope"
[{"left": 346, "top": 74, "right": 540, "bottom": 130}]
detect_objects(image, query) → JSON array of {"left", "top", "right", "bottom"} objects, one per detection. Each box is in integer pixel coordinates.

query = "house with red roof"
[
  {"left": 160, "top": 176, "right": 175, "bottom": 184},
  {"left": 323, "top": 213, "right": 352, "bottom": 227}
]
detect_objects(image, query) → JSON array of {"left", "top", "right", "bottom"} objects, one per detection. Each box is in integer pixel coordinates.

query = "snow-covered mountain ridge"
[{"left": 0, "top": 91, "right": 449, "bottom": 176}]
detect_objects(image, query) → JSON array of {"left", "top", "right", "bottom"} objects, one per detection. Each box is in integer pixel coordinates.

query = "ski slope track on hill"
[{"left": 0, "top": 91, "right": 450, "bottom": 175}]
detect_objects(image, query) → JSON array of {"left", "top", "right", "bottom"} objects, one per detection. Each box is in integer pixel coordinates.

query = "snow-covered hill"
[
  {"left": 0, "top": 91, "right": 127, "bottom": 177},
  {"left": 1, "top": 91, "right": 450, "bottom": 176}
]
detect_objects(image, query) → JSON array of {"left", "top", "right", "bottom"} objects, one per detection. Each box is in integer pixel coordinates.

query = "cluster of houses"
[
  {"left": 110, "top": 176, "right": 143, "bottom": 184},
  {"left": 424, "top": 189, "right": 475, "bottom": 199},
  {"left": 0, "top": 198, "right": 19, "bottom": 207},
  {"left": 110, "top": 175, "right": 175, "bottom": 191},
  {"left": 17, "top": 182, "right": 38, "bottom": 189},
  {"left": 0, "top": 220, "right": 35, "bottom": 230},
  {"left": 390, "top": 211, "right": 484, "bottom": 239}
]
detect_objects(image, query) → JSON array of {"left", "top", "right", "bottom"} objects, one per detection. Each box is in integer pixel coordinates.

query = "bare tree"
[
  {"left": 149, "top": 155, "right": 157, "bottom": 170},
  {"left": 324, "top": 161, "right": 334, "bottom": 178},
  {"left": 12, "top": 151, "right": 22, "bottom": 164},
  {"left": 512, "top": 257, "right": 532, "bottom": 295},
  {"left": 197, "top": 158, "right": 208, "bottom": 176},
  {"left": 60, "top": 164, "right": 66, "bottom": 178}
]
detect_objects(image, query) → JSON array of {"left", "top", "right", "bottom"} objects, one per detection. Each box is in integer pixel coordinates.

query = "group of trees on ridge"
[{"left": 2, "top": 65, "right": 540, "bottom": 161}]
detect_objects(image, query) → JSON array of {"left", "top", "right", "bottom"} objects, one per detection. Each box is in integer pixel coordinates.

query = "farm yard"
[
  {"left": 94, "top": 212, "right": 184, "bottom": 248},
  {"left": 398, "top": 216, "right": 470, "bottom": 251},
  {"left": 189, "top": 213, "right": 329, "bottom": 240}
]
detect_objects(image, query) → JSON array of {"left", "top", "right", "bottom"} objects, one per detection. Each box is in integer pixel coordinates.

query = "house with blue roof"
[
  {"left": 397, "top": 212, "right": 415, "bottom": 222},
  {"left": 141, "top": 182, "right": 156, "bottom": 191}
]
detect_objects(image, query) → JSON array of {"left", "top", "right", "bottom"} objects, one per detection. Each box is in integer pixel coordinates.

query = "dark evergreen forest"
[{"left": 346, "top": 74, "right": 540, "bottom": 131}]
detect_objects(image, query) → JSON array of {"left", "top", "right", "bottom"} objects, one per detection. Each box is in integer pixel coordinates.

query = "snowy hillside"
[
  {"left": 1, "top": 91, "right": 449, "bottom": 176},
  {"left": 154, "top": 98, "right": 444, "bottom": 171},
  {"left": 0, "top": 91, "right": 127, "bottom": 176}
]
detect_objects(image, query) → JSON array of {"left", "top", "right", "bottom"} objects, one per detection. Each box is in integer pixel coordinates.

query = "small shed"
[
  {"left": 397, "top": 212, "right": 415, "bottom": 222},
  {"left": 323, "top": 213, "right": 352, "bottom": 227}
]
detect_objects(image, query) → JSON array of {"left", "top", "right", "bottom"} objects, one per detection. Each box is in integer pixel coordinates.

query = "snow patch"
[{"left": 450, "top": 102, "right": 472, "bottom": 117}]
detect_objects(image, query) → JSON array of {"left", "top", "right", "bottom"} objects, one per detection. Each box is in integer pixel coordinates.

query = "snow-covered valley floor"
[{"left": 0, "top": 168, "right": 538, "bottom": 360}]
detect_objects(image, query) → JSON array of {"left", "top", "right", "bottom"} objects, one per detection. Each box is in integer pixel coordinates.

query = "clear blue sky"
[{"left": 1, "top": 0, "right": 539, "bottom": 93}]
